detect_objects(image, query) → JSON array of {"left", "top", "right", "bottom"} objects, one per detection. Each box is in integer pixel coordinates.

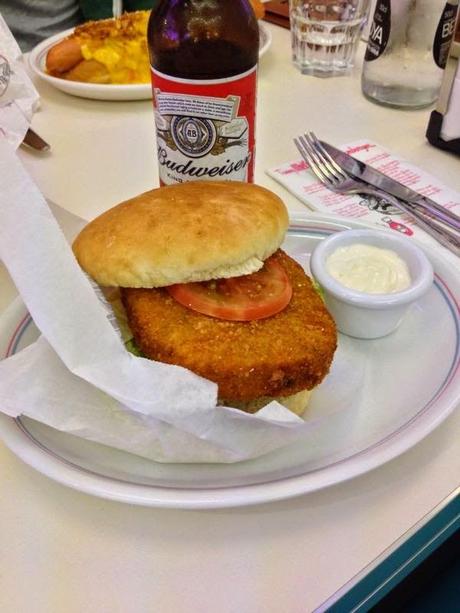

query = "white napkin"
[
  {"left": 0, "top": 141, "right": 361, "bottom": 463},
  {"left": 0, "top": 14, "right": 40, "bottom": 148},
  {"left": 441, "top": 61, "right": 460, "bottom": 141}
]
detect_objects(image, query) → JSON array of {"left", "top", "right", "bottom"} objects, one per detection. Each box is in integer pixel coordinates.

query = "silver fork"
[{"left": 294, "top": 132, "right": 460, "bottom": 258}]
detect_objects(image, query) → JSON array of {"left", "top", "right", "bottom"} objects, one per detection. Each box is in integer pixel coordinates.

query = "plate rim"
[
  {"left": 28, "top": 22, "right": 272, "bottom": 101},
  {"left": 258, "top": 21, "right": 272, "bottom": 58},
  {"left": 0, "top": 213, "right": 459, "bottom": 508}
]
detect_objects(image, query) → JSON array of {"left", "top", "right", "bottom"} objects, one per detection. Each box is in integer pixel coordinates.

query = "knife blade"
[
  {"left": 321, "top": 141, "right": 460, "bottom": 230},
  {"left": 21, "top": 128, "right": 50, "bottom": 152}
]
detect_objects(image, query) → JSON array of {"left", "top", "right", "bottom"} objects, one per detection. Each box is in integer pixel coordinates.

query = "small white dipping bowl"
[{"left": 310, "top": 229, "right": 434, "bottom": 339}]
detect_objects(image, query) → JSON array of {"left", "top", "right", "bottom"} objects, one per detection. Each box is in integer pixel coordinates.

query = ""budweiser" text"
[{"left": 157, "top": 146, "right": 251, "bottom": 179}]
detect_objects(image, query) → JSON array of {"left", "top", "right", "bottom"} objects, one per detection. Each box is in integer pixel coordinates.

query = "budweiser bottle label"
[{"left": 151, "top": 67, "right": 257, "bottom": 185}]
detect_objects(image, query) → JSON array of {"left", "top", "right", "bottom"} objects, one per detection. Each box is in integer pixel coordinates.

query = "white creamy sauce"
[{"left": 325, "top": 243, "right": 411, "bottom": 294}]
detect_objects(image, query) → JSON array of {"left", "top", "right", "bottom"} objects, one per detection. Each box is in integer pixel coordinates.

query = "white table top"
[{"left": 1, "top": 23, "right": 459, "bottom": 613}]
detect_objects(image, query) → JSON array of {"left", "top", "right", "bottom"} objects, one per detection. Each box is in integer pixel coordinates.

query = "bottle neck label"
[
  {"left": 433, "top": 2, "right": 459, "bottom": 69},
  {"left": 151, "top": 67, "right": 257, "bottom": 185},
  {"left": 365, "top": 0, "right": 391, "bottom": 62}
]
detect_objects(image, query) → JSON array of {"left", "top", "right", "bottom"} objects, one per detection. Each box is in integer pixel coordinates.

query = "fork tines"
[
  {"left": 294, "top": 132, "right": 351, "bottom": 190},
  {"left": 295, "top": 133, "right": 345, "bottom": 188}
]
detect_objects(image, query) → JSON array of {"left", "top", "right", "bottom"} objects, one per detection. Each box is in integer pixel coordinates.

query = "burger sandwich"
[{"left": 72, "top": 181, "right": 337, "bottom": 415}]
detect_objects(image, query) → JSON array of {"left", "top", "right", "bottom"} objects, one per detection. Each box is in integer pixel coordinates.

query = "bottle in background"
[
  {"left": 362, "top": 0, "right": 459, "bottom": 108},
  {"left": 148, "top": 0, "right": 259, "bottom": 185}
]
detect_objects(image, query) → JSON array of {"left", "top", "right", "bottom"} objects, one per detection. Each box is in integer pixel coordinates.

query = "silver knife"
[
  {"left": 321, "top": 141, "right": 460, "bottom": 231},
  {"left": 21, "top": 128, "right": 50, "bottom": 152}
]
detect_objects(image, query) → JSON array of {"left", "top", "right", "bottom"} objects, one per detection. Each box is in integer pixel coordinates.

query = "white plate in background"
[
  {"left": 258, "top": 21, "right": 272, "bottom": 58},
  {"left": 28, "top": 28, "right": 152, "bottom": 101}
]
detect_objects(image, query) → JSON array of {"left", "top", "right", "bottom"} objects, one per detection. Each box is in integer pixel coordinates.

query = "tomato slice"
[{"left": 166, "top": 258, "right": 292, "bottom": 321}]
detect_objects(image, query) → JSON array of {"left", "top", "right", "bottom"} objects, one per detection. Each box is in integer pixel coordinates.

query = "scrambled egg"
[{"left": 74, "top": 10, "right": 150, "bottom": 84}]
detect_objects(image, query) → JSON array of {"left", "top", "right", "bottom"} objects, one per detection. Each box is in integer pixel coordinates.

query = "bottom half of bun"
[{"left": 219, "top": 389, "right": 312, "bottom": 416}]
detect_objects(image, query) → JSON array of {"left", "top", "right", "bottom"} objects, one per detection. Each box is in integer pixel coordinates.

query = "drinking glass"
[{"left": 289, "top": 0, "right": 370, "bottom": 76}]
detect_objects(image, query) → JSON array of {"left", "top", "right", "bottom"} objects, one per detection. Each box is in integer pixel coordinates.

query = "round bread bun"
[{"left": 72, "top": 181, "right": 289, "bottom": 288}]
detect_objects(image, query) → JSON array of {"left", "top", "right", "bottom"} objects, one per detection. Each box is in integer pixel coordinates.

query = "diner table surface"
[{"left": 1, "top": 22, "right": 459, "bottom": 613}]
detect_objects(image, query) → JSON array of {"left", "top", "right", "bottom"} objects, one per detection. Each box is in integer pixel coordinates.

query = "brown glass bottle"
[{"left": 148, "top": 0, "right": 259, "bottom": 185}]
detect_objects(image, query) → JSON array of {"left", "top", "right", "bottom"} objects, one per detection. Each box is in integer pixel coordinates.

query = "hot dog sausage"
[{"left": 46, "top": 37, "right": 83, "bottom": 75}]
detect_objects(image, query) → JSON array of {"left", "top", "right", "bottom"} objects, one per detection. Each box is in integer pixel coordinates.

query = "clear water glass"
[{"left": 289, "top": 0, "right": 370, "bottom": 77}]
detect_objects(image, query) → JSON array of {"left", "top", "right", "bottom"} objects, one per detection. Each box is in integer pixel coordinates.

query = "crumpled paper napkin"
[
  {"left": 0, "top": 14, "right": 40, "bottom": 148},
  {"left": 441, "top": 60, "right": 460, "bottom": 141},
  {"left": 0, "top": 141, "right": 361, "bottom": 463}
]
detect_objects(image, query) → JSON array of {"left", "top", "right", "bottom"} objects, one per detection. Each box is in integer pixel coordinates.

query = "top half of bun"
[{"left": 72, "top": 181, "right": 289, "bottom": 287}]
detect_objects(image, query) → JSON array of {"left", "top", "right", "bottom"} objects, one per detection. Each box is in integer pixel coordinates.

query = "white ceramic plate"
[
  {"left": 28, "top": 22, "right": 272, "bottom": 101},
  {"left": 0, "top": 215, "right": 459, "bottom": 508},
  {"left": 258, "top": 21, "right": 272, "bottom": 58}
]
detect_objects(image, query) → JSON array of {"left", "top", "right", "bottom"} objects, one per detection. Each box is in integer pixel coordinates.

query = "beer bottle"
[
  {"left": 148, "top": 0, "right": 259, "bottom": 185},
  {"left": 362, "top": 0, "right": 459, "bottom": 108}
]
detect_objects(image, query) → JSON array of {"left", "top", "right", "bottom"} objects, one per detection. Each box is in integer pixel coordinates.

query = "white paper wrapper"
[
  {"left": 0, "top": 141, "right": 360, "bottom": 463},
  {"left": 0, "top": 15, "right": 40, "bottom": 148}
]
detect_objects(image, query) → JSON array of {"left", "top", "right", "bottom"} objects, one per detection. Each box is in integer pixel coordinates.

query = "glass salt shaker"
[{"left": 362, "top": 0, "right": 459, "bottom": 108}]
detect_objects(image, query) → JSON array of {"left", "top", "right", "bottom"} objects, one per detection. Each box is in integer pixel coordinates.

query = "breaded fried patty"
[{"left": 121, "top": 250, "right": 337, "bottom": 404}]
